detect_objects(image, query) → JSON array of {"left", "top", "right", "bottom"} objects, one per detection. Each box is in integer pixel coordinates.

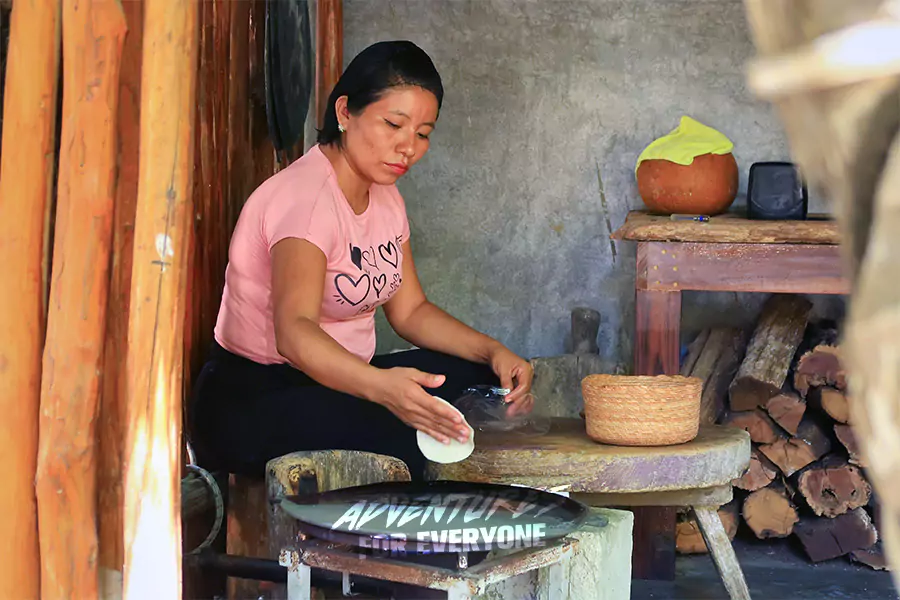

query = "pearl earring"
[{"left": 338, "top": 123, "right": 346, "bottom": 133}]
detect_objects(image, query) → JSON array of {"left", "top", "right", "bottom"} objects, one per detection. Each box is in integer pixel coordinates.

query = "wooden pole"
[
  {"left": 315, "top": 0, "right": 343, "bottom": 128},
  {"left": 34, "top": 1, "right": 126, "bottom": 597},
  {"left": 0, "top": 1, "right": 60, "bottom": 597},
  {"left": 122, "top": 1, "right": 198, "bottom": 598},
  {"left": 98, "top": 0, "right": 143, "bottom": 589}
]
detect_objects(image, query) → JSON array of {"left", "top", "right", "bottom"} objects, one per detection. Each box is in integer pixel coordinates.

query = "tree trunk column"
[
  {"left": 0, "top": 1, "right": 61, "bottom": 597},
  {"left": 122, "top": 1, "right": 199, "bottom": 599}
]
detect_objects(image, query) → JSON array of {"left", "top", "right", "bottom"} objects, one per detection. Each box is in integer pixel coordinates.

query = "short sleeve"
[
  {"left": 265, "top": 189, "right": 339, "bottom": 258},
  {"left": 389, "top": 185, "right": 411, "bottom": 246}
]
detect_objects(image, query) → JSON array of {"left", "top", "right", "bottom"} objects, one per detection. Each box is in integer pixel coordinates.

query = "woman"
[{"left": 189, "top": 40, "right": 533, "bottom": 481}]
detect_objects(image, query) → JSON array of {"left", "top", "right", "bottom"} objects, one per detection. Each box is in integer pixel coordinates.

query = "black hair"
[{"left": 317, "top": 40, "right": 444, "bottom": 146}]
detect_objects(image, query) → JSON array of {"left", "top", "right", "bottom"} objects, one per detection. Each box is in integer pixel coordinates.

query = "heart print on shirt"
[{"left": 332, "top": 234, "right": 404, "bottom": 316}]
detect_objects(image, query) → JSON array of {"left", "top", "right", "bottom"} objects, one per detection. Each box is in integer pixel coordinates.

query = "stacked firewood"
[{"left": 676, "top": 294, "right": 886, "bottom": 569}]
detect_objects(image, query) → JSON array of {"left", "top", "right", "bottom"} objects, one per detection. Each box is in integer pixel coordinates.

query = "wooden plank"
[
  {"left": 98, "top": 0, "right": 143, "bottom": 583},
  {"left": 187, "top": 0, "right": 232, "bottom": 390},
  {"left": 122, "top": 0, "right": 199, "bottom": 598},
  {"left": 612, "top": 210, "right": 841, "bottom": 244},
  {"left": 226, "top": 476, "right": 269, "bottom": 600},
  {"left": 315, "top": 0, "right": 342, "bottom": 128},
  {"left": 0, "top": 0, "right": 61, "bottom": 596},
  {"left": 227, "top": 0, "right": 252, "bottom": 226},
  {"left": 34, "top": 1, "right": 126, "bottom": 598},
  {"left": 636, "top": 241, "right": 849, "bottom": 294}
]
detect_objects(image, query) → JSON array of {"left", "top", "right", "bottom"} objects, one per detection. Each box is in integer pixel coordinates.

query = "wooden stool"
[{"left": 427, "top": 418, "right": 752, "bottom": 600}]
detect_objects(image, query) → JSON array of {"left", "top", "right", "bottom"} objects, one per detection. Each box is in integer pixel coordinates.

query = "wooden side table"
[{"left": 612, "top": 210, "right": 848, "bottom": 580}]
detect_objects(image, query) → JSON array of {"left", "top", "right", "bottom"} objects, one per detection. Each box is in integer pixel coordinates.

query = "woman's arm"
[
  {"left": 271, "top": 238, "right": 381, "bottom": 398},
  {"left": 383, "top": 241, "right": 534, "bottom": 407},
  {"left": 271, "top": 238, "right": 470, "bottom": 443}
]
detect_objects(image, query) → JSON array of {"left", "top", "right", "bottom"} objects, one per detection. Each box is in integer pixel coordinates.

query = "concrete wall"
[{"left": 340, "top": 0, "right": 841, "bottom": 366}]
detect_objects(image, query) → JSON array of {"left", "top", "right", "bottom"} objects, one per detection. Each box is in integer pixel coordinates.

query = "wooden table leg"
[
  {"left": 693, "top": 506, "right": 751, "bottom": 600},
  {"left": 634, "top": 287, "right": 682, "bottom": 376},
  {"left": 632, "top": 286, "right": 682, "bottom": 580}
]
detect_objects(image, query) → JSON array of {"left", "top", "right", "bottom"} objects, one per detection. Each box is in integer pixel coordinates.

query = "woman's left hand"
[{"left": 489, "top": 346, "right": 534, "bottom": 418}]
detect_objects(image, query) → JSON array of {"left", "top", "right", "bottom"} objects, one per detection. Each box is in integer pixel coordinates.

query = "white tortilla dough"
[
  {"left": 416, "top": 396, "right": 475, "bottom": 464},
  {"left": 417, "top": 428, "right": 475, "bottom": 464}
]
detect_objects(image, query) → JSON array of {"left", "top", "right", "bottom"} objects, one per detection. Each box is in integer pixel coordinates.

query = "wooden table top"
[
  {"left": 611, "top": 210, "right": 840, "bottom": 245},
  {"left": 427, "top": 418, "right": 751, "bottom": 494}
]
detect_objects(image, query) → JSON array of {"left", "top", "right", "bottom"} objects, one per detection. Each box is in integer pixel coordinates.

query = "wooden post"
[
  {"left": 633, "top": 245, "right": 682, "bottom": 580},
  {"left": 0, "top": 0, "right": 61, "bottom": 597},
  {"left": 34, "top": 1, "right": 126, "bottom": 597},
  {"left": 316, "top": 0, "right": 343, "bottom": 128},
  {"left": 122, "top": 1, "right": 198, "bottom": 598},
  {"left": 98, "top": 0, "right": 143, "bottom": 587}
]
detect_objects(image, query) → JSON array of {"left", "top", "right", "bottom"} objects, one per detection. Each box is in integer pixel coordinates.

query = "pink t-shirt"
[{"left": 214, "top": 145, "right": 410, "bottom": 364}]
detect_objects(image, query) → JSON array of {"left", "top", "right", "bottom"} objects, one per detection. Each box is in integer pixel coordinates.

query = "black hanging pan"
[{"left": 265, "top": 0, "right": 313, "bottom": 153}]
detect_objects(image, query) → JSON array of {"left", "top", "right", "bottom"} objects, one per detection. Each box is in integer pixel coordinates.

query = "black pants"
[{"left": 188, "top": 341, "right": 499, "bottom": 480}]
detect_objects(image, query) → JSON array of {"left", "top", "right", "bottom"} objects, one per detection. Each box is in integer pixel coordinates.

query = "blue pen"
[{"left": 669, "top": 214, "right": 710, "bottom": 222}]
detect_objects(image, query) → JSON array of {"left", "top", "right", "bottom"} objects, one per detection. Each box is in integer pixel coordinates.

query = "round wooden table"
[{"left": 427, "top": 417, "right": 752, "bottom": 600}]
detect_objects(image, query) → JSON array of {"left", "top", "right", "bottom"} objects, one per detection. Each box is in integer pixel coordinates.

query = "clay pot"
[{"left": 637, "top": 152, "right": 738, "bottom": 215}]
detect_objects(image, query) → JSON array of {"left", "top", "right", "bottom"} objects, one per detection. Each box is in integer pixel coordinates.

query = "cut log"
[
  {"left": 758, "top": 416, "right": 832, "bottom": 476},
  {"left": 793, "top": 345, "right": 846, "bottom": 398},
  {"left": 687, "top": 328, "right": 748, "bottom": 425},
  {"left": 733, "top": 447, "right": 778, "bottom": 492},
  {"left": 729, "top": 294, "right": 812, "bottom": 411},
  {"left": 764, "top": 391, "right": 806, "bottom": 436},
  {"left": 722, "top": 409, "right": 782, "bottom": 444},
  {"left": 35, "top": 1, "right": 127, "bottom": 598},
  {"left": 680, "top": 329, "right": 710, "bottom": 376},
  {"left": 794, "top": 508, "right": 877, "bottom": 563},
  {"left": 834, "top": 424, "right": 867, "bottom": 467},
  {"left": 850, "top": 543, "right": 890, "bottom": 571},
  {"left": 0, "top": 0, "right": 62, "bottom": 596},
  {"left": 742, "top": 482, "right": 799, "bottom": 539},
  {"left": 122, "top": 1, "right": 199, "bottom": 599},
  {"left": 676, "top": 500, "right": 739, "bottom": 554},
  {"left": 797, "top": 456, "right": 871, "bottom": 517},
  {"left": 808, "top": 386, "right": 850, "bottom": 423}
]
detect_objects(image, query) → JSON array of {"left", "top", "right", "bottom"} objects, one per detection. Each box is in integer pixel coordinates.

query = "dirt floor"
[{"left": 633, "top": 537, "right": 898, "bottom": 600}]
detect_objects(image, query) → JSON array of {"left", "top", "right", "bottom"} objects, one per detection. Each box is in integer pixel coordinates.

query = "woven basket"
[{"left": 581, "top": 374, "right": 702, "bottom": 446}]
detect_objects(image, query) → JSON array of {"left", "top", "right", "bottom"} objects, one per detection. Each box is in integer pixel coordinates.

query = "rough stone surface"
[
  {"left": 530, "top": 354, "right": 622, "bottom": 418},
  {"left": 477, "top": 507, "right": 633, "bottom": 600},
  {"left": 336, "top": 0, "right": 845, "bottom": 364}
]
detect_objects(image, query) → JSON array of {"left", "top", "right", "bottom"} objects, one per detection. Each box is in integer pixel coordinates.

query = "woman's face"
[{"left": 337, "top": 86, "right": 439, "bottom": 185}]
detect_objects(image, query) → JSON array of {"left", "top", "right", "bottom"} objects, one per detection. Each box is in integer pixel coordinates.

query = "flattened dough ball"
[
  {"left": 416, "top": 396, "right": 475, "bottom": 464},
  {"left": 417, "top": 427, "right": 475, "bottom": 464}
]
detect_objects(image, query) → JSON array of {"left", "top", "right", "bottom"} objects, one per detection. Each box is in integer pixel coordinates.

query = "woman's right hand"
[{"left": 371, "top": 367, "right": 472, "bottom": 444}]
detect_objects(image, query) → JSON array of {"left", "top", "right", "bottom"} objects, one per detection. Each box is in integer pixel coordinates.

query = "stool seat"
[{"left": 427, "top": 418, "right": 751, "bottom": 494}]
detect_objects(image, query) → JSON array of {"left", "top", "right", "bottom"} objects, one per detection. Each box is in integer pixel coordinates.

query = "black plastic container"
[{"left": 746, "top": 161, "right": 809, "bottom": 220}]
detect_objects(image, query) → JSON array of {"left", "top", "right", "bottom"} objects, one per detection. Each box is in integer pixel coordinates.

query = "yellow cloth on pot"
[{"left": 635, "top": 116, "right": 734, "bottom": 175}]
